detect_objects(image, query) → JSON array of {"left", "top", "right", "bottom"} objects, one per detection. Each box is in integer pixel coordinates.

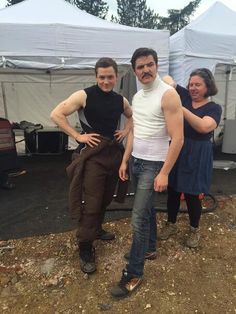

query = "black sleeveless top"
[{"left": 78, "top": 85, "right": 124, "bottom": 139}]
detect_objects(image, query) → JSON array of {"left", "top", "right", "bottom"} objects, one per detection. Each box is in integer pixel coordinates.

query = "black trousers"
[{"left": 167, "top": 186, "right": 202, "bottom": 228}]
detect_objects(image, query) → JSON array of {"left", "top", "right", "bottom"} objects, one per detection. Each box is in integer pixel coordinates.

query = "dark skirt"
[{"left": 169, "top": 137, "right": 213, "bottom": 195}]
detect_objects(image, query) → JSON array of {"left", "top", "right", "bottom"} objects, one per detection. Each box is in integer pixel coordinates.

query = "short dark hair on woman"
[
  {"left": 188, "top": 68, "right": 218, "bottom": 97},
  {"left": 131, "top": 47, "right": 158, "bottom": 70},
  {"left": 95, "top": 57, "right": 118, "bottom": 76}
]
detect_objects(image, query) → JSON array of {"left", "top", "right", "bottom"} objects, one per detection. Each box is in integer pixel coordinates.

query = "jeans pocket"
[
  {"left": 154, "top": 161, "right": 164, "bottom": 176},
  {"left": 132, "top": 158, "right": 144, "bottom": 176}
]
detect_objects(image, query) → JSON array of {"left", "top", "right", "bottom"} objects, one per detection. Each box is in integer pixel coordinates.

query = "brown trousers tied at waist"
[
  {"left": 77, "top": 143, "right": 123, "bottom": 242},
  {"left": 66, "top": 137, "right": 127, "bottom": 242}
]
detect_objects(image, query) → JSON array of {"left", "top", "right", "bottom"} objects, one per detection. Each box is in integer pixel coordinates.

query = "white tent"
[
  {"left": 0, "top": 0, "right": 169, "bottom": 128},
  {"left": 169, "top": 1, "right": 236, "bottom": 152}
]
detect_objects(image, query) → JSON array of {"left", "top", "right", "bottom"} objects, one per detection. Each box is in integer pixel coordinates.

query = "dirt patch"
[{"left": 0, "top": 195, "right": 236, "bottom": 314}]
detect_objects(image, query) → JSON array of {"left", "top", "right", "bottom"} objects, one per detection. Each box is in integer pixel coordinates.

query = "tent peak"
[
  {"left": 188, "top": 1, "right": 236, "bottom": 31},
  {"left": 0, "top": 0, "right": 129, "bottom": 29}
]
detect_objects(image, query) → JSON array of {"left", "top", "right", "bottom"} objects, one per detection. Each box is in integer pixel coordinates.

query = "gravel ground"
[{"left": 0, "top": 194, "right": 236, "bottom": 314}]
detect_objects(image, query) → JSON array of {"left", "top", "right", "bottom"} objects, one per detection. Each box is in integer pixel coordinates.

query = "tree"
[
  {"left": 71, "top": 0, "right": 109, "bottom": 19},
  {"left": 6, "top": 0, "right": 23, "bottom": 6},
  {"left": 158, "top": 0, "right": 201, "bottom": 35},
  {"left": 112, "top": 0, "right": 158, "bottom": 29}
]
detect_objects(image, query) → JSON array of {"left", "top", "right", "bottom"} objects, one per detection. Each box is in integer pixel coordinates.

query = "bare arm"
[
  {"left": 119, "top": 128, "right": 133, "bottom": 181},
  {"left": 154, "top": 89, "right": 184, "bottom": 192},
  {"left": 183, "top": 107, "right": 217, "bottom": 133},
  {"left": 50, "top": 90, "right": 100, "bottom": 147},
  {"left": 162, "top": 76, "right": 217, "bottom": 134},
  {"left": 114, "top": 97, "right": 133, "bottom": 142}
]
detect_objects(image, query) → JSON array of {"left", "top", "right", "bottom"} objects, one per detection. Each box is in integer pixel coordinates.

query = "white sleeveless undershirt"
[{"left": 132, "top": 75, "right": 173, "bottom": 161}]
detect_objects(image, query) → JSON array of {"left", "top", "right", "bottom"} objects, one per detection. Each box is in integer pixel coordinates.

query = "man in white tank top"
[{"left": 111, "top": 48, "right": 184, "bottom": 298}]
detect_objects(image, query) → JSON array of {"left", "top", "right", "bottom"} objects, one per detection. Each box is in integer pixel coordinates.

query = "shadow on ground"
[{"left": 1, "top": 147, "right": 236, "bottom": 240}]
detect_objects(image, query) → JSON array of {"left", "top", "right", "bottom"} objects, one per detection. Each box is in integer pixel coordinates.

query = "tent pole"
[
  {"left": 224, "top": 66, "right": 230, "bottom": 121},
  {"left": 1, "top": 82, "right": 8, "bottom": 119}
]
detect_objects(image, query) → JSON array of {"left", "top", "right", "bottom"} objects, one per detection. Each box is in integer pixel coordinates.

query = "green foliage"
[
  {"left": 112, "top": 0, "right": 158, "bottom": 29},
  {"left": 6, "top": 0, "right": 24, "bottom": 6},
  {"left": 71, "top": 0, "right": 109, "bottom": 19},
  {"left": 158, "top": 0, "right": 201, "bottom": 35}
]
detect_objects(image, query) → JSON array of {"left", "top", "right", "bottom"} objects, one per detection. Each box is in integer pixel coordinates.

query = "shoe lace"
[{"left": 118, "top": 270, "right": 130, "bottom": 288}]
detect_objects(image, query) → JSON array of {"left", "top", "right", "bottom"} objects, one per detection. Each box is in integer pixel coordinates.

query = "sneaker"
[
  {"left": 186, "top": 226, "right": 200, "bottom": 248},
  {"left": 159, "top": 222, "right": 177, "bottom": 240},
  {"left": 124, "top": 251, "right": 157, "bottom": 261},
  {"left": 96, "top": 228, "right": 115, "bottom": 241},
  {"left": 79, "top": 243, "right": 96, "bottom": 274},
  {"left": 111, "top": 269, "right": 142, "bottom": 298}
]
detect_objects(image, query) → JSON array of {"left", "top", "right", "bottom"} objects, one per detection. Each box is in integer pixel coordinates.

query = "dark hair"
[
  {"left": 95, "top": 57, "right": 118, "bottom": 76},
  {"left": 188, "top": 68, "right": 218, "bottom": 97},
  {"left": 130, "top": 47, "right": 158, "bottom": 70}
]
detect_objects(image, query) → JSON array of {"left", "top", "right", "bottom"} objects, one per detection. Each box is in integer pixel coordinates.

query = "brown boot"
[
  {"left": 159, "top": 222, "right": 177, "bottom": 240},
  {"left": 186, "top": 226, "right": 200, "bottom": 248}
]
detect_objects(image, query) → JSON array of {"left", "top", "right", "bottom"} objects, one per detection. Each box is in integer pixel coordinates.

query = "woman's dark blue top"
[{"left": 169, "top": 85, "right": 222, "bottom": 195}]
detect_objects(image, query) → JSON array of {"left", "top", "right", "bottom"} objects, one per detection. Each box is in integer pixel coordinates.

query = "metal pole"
[
  {"left": 1, "top": 82, "right": 8, "bottom": 119},
  {"left": 224, "top": 65, "right": 230, "bottom": 121}
]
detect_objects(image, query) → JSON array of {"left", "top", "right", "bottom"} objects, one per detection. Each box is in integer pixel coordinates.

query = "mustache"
[{"left": 142, "top": 73, "right": 152, "bottom": 79}]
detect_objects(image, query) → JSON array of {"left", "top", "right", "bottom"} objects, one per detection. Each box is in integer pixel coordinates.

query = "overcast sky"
[{"left": 0, "top": 0, "right": 236, "bottom": 20}]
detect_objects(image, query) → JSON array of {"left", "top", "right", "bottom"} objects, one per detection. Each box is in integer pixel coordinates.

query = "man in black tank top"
[{"left": 51, "top": 57, "right": 132, "bottom": 274}]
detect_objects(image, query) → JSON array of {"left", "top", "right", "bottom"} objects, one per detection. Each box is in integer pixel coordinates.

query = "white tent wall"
[
  {"left": 0, "top": 70, "right": 93, "bottom": 126},
  {"left": 213, "top": 65, "right": 236, "bottom": 120},
  {"left": 0, "top": 67, "right": 127, "bottom": 151},
  {"left": 0, "top": 68, "right": 128, "bottom": 127},
  {"left": 169, "top": 2, "right": 236, "bottom": 151}
]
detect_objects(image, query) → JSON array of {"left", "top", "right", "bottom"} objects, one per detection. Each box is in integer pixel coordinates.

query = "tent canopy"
[
  {"left": 169, "top": 1, "right": 236, "bottom": 152},
  {"left": 0, "top": 0, "right": 169, "bottom": 71},
  {"left": 0, "top": 0, "right": 169, "bottom": 128},
  {"left": 169, "top": 1, "right": 236, "bottom": 86}
]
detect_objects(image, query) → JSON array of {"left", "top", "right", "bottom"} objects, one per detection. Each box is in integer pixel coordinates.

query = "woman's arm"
[{"left": 183, "top": 107, "right": 217, "bottom": 133}]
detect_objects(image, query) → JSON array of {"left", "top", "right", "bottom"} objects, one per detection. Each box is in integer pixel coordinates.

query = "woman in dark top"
[{"left": 160, "top": 68, "right": 222, "bottom": 248}]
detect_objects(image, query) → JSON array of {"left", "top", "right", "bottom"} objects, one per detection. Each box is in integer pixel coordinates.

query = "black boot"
[
  {"left": 0, "top": 181, "right": 15, "bottom": 190},
  {"left": 96, "top": 228, "right": 115, "bottom": 241},
  {"left": 79, "top": 242, "right": 96, "bottom": 274},
  {"left": 0, "top": 172, "right": 15, "bottom": 190}
]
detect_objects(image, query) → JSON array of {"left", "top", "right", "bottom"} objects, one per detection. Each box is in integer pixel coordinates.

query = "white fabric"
[
  {"left": 169, "top": 2, "right": 236, "bottom": 86},
  {"left": 132, "top": 76, "right": 172, "bottom": 161},
  {"left": 169, "top": 1, "right": 236, "bottom": 146},
  {"left": 132, "top": 136, "right": 169, "bottom": 162},
  {"left": 0, "top": 0, "right": 169, "bottom": 72},
  {"left": 0, "top": 0, "right": 169, "bottom": 132}
]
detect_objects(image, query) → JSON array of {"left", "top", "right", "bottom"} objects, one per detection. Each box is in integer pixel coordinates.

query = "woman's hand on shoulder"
[{"left": 162, "top": 75, "right": 177, "bottom": 88}]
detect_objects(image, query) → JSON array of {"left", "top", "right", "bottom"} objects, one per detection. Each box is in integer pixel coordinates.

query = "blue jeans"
[{"left": 127, "top": 157, "right": 163, "bottom": 278}]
